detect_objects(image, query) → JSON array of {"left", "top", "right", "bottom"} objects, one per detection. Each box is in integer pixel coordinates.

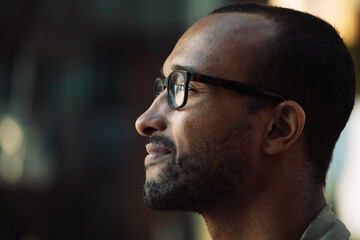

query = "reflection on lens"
[
  {"left": 175, "top": 88, "right": 184, "bottom": 106},
  {"left": 169, "top": 72, "right": 185, "bottom": 108}
]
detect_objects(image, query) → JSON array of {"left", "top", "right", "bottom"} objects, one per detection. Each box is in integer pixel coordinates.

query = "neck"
[{"left": 201, "top": 184, "right": 326, "bottom": 240}]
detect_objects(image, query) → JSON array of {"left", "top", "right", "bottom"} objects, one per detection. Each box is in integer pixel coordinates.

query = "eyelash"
[
  {"left": 187, "top": 87, "right": 198, "bottom": 96},
  {"left": 177, "top": 85, "right": 196, "bottom": 92}
]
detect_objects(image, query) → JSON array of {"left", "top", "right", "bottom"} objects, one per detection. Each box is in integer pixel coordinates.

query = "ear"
[{"left": 262, "top": 101, "right": 305, "bottom": 155}]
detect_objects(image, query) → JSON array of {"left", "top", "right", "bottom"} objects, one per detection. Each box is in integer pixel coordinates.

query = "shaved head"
[{"left": 164, "top": 13, "right": 278, "bottom": 84}]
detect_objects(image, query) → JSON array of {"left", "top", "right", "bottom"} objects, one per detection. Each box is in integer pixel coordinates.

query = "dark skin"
[{"left": 136, "top": 13, "right": 326, "bottom": 240}]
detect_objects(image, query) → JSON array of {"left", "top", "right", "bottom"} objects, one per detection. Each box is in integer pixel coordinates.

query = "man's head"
[
  {"left": 209, "top": 4, "right": 355, "bottom": 186},
  {"left": 135, "top": 3, "right": 355, "bottom": 213}
]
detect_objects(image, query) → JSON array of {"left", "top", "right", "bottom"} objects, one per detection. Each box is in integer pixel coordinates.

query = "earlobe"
[{"left": 262, "top": 101, "right": 305, "bottom": 155}]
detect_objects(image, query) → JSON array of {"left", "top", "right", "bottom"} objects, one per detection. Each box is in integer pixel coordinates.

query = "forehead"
[{"left": 163, "top": 13, "right": 277, "bottom": 82}]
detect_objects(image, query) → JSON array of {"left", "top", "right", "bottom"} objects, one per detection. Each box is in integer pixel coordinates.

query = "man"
[{"left": 135, "top": 3, "right": 355, "bottom": 240}]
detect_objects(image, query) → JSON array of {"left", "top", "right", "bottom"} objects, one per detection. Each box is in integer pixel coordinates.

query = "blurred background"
[{"left": 0, "top": 0, "right": 359, "bottom": 239}]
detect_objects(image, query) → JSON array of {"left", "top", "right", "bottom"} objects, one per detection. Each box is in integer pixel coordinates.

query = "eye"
[
  {"left": 187, "top": 86, "right": 198, "bottom": 96},
  {"left": 188, "top": 83, "right": 198, "bottom": 92},
  {"left": 178, "top": 85, "right": 185, "bottom": 91}
]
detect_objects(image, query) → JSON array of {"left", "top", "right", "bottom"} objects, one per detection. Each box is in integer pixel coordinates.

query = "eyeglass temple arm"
[{"left": 191, "top": 73, "right": 286, "bottom": 102}]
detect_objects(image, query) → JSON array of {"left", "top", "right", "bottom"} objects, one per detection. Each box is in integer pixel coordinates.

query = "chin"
[
  {"left": 142, "top": 155, "right": 243, "bottom": 214},
  {"left": 145, "top": 162, "right": 168, "bottom": 180}
]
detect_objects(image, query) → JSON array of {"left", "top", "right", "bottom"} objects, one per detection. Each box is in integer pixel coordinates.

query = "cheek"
[
  {"left": 171, "top": 111, "right": 206, "bottom": 153},
  {"left": 170, "top": 104, "right": 240, "bottom": 155}
]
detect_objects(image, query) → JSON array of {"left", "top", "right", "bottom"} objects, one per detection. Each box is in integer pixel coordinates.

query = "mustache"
[{"left": 146, "top": 134, "right": 177, "bottom": 153}]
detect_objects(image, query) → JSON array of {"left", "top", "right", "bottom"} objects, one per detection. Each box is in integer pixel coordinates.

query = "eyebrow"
[
  {"left": 172, "top": 64, "right": 197, "bottom": 73},
  {"left": 159, "top": 64, "right": 198, "bottom": 78}
]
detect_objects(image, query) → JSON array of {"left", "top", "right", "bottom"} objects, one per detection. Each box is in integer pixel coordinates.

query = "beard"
[{"left": 142, "top": 123, "right": 252, "bottom": 214}]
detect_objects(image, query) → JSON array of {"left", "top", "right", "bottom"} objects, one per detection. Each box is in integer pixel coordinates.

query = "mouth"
[{"left": 145, "top": 143, "right": 172, "bottom": 167}]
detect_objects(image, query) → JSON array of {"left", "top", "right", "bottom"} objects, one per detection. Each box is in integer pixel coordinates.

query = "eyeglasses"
[{"left": 154, "top": 70, "right": 286, "bottom": 109}]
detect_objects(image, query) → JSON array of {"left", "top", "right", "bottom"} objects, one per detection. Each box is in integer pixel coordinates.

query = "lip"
[{"left": 145, "top": 143, "right": 172, "bottom": 166}]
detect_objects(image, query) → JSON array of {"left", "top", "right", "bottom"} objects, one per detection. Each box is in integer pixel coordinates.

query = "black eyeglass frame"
[{"left": 154, "top": 70, "right": 286, "bottom": 109}]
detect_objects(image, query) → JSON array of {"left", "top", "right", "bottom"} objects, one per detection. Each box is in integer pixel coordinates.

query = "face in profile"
[{"left": 135, "top": 13, "right": 276, "bottom": 213}]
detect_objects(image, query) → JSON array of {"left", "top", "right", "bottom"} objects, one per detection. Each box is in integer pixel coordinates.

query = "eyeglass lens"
[
  {"left": 168, "top": 72, "right": 186, "bottom": 108},
  {"left": 154, "top": 71, "right": 187, "bottom": 109}
]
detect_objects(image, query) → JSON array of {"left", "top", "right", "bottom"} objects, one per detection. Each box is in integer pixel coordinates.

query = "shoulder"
[{"left": 300, "top": 204, "right": 350, "bottom": 240}]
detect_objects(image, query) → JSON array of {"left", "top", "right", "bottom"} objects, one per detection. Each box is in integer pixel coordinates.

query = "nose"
[{"left": 135, "top": 92, "right": 169, "bottom": 137}]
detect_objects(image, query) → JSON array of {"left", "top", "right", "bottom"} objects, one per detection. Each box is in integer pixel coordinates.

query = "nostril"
[{"left": 143, "top": 127, "right": 157, "bottom": 136}]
